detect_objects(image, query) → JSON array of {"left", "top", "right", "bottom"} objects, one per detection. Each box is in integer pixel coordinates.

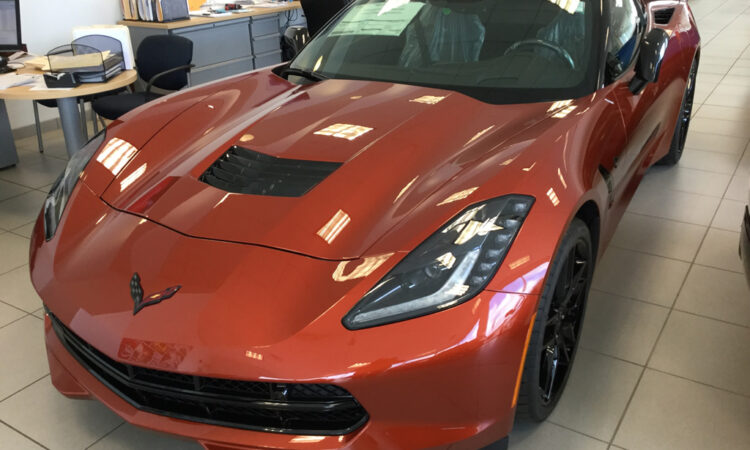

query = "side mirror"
[
  {"left": 629, "top": 28, "right": 669, "bottom": 95},
  {"left": 284, "top": 26, "right": 311, "bottom": 58}
]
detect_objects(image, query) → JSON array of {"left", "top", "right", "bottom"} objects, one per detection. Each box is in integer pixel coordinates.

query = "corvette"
[{"left": 31, "top": 0, "right": 700, "bottom": 449}]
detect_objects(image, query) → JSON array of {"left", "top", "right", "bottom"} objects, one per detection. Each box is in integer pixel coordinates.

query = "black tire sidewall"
[{"left": 516, "top": 218, "right": 593, "bottom": 422}]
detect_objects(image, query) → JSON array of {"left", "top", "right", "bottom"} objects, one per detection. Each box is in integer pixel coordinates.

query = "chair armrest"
[{"left": 145, "top": 64, "right": 196, "bottom": 94}]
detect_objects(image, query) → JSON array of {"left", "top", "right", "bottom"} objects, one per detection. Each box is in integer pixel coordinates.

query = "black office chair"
[
  {"left": 300, "top": 0, "right": 351, "bottom": 36},
  {"left": 92, "top": 35, "right": 194, "bottom": 121}
]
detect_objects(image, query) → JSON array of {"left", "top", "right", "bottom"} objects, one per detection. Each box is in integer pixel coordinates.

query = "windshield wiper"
[{"left": 280, "top": 67, "right": 328, "bottom": 82}]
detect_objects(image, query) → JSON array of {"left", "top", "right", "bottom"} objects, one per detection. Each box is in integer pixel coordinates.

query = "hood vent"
[
  {"left": 200, "top": 146, "right": 342, "bottom": 197},
  {"left": 653, "top": 8, "right": 675, "bottom": 25}
]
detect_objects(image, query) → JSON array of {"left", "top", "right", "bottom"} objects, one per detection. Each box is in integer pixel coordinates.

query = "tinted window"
[
  {"left": 606, "top": 0, "right": 641, "bottom": 78},
  {"left": 290, "top": 0, "right": 599, "bottom": 104}
]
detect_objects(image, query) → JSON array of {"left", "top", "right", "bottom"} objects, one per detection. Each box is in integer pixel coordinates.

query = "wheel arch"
[{"left": 573, "top": 200, "right": 601, "bottom": 263}]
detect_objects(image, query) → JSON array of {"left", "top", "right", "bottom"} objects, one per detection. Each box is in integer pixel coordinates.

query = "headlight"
[
  {"left": 43, "top": 132, "right": 106, "bottom": 240},
  {"left": 343, "top": 195, "right": 534, "bottom": 330}
]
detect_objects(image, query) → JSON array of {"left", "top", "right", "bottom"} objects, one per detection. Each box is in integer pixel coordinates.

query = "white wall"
[{"left": 7, "top": 0, "right": 122, "bottom": 129}]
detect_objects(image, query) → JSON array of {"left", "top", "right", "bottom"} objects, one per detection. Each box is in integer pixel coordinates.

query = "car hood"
[{"left": 101, "top": 71, "right": 555, "bottom": 260}]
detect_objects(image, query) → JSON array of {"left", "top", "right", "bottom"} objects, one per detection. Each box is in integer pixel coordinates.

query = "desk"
[
  {"left": 119, "top": 2, "right": 305, "bottom": 86},
  {"left": 0, "top": 70, "right": 137, "bottom": 168}
]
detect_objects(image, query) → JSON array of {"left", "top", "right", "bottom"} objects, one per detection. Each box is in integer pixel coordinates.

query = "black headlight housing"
[
  {"left": 43, "top": 132, "right": 106, "bottom": 240},
  {"left": 343, "top": 195, "right": 534, "bottom": 330}
]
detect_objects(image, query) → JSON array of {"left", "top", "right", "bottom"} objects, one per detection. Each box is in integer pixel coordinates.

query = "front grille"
[
  {"left": 48, "top": 312, "right": 368, "bottom": 435},
  {"left": 200, "top": 146, "right": 342, "bottom": 197},
  {"left": 653, "top": 8, "right": 675, "bottom": 25}
]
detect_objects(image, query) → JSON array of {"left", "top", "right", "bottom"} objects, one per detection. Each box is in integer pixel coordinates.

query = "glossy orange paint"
[{"left": 30, "top": 1, "right": 700, "bottom": 448}]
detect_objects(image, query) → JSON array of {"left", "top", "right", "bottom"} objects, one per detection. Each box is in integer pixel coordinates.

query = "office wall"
[{"left": 7, "top": 0, "right": 122, "bottom": 130}]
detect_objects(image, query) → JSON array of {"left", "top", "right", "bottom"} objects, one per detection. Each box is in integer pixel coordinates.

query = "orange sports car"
[{"left": 31, "top": 0, "right": 700, "bottom": 448}]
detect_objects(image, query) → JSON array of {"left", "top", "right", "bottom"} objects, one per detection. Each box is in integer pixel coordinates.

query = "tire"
[
  {"left": 657, "top": 57, "right": 698, "bottom": 166},
  {"left": 515, "top": 218, "right": 594, "bottom": 422}
]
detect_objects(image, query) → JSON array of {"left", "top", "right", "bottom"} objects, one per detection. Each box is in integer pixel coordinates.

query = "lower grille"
[{"left": 48, "top": 312, "right": 368, "bottom": 435}]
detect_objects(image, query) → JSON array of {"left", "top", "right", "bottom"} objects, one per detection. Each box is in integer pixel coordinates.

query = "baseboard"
[{"left": 12, "top": 118, "right": 62, "bottom": 140}]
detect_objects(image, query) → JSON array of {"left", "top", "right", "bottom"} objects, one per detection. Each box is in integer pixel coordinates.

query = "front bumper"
[
  {"left": 741, "top": 206, "right": 750, "bottom": 286},
  {"left": 43, "top": 302, "right": 523, "bottom": 450}
]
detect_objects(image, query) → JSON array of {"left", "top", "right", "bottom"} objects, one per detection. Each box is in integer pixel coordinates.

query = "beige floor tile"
[
  {"left": 639, "top": 166, "right": 731, "bottom": 197},
  {"left": 684, "top": 131, "right": 748, "bottom": 155},
  {"left": 694, "top": 73, "right": 726, "bottom": 86},
  {"left": 676, "top": 265, "right": 750, "bottom": 327},
  {"left": 712, "top": 199, "right": 747, "bottom": 231},
  {"left": 725, "top": 174, "right": 749, "bottom": 201},
  {"left": 693, "top": 82, "right": 717, "bottom": 104},
  {"left": 0, "top": 377, "right": 122, "bottom": 449},
  {"left": 0, "top": 301, "right": 25, "bottom": 328},
  {"left": 650, "top": 311, "right": 750, "bottom": 395},
  {"left": 548, "top": 350, "right": 641, "bottom": 441},
  {"left": 580, "top": 291, "right": 669, "bottom": 365},
  {"left": 694, "top": 105, "right": 750, "bottom": 124},
  {"left": 0, "top": 422, "right": 43, "bottom": 450},
  {"left": 698, "top": 63, "right": 731, "bottom": 75},
  {"left": 0, "top": 266, "right": 42, "bottom": 313},
  {"left": 690, "top": 117, "right": 750, "bottom": 138},
  {"left": 592, "top": 247, "right": 690, "bottom": 307},
  {"left": 88, "top": 423, "right": 203, "bottom": 450},
  {"left": 16, "top": 131, "right": 70, "bottom": 162},
  {"left": 695, "top": 228, "right": 744, "bottom": 273},
  {"left": 0, "top": 316, "right": 48, "bottom": 401},
  {"left": 0, "top": 156, "right": 66, "bottom": 189},
  {"left": 627, "top": 185, "right": 720, "bottom": 226},
  {"left": 679, "top": 148, "right": 741, "bottom": 174},
  {"left": 614, "top": 370, "right": 750, "bottom": 450},
  {"left": 10, "top": 222, "right": 36, "bottom": 239},
  {"left": 710, "top": 83, "right": 750, "bottom": 99},
  {"left": 0, "top": 191, "right": 46, "bottom": 231},
  {"left": 0, "top": 179, "right": 29, "bottom": 203},
  {"left": 704, "top": 91, "right": 745, "bottom": 110},
  {"left": 721, "top": 74, "right": 750, "bottom": 86},
  {"left": 703, "top": 45, "right": 748, "bottom": 59},
  {"left": 0, "top": 233, "right": 30, "bottom": 275},
  {"left": 31, "top": 308, "right": 45, "bottom": 319},
  {"left": 728, "top": 66, "right": 750, "bottom": 77},
  {"left": 610, "top": 213, "right": 706, "bottom": 261},
  {"left": 510, "top": 421, "right": 607, "bottom": 450}
]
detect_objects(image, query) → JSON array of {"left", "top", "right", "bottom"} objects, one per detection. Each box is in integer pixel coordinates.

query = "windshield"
[{"left": 290, "top": 0, "right": 599, "bottom": 104}]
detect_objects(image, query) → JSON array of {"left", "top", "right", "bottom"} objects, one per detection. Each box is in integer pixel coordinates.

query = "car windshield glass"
[{"left": 290, "top": 0, "right": 599, "bottom": 104}]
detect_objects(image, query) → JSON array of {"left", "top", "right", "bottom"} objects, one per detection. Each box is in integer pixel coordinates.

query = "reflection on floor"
[{"left": 1, "top": 0, "right": 750, "bottom": 448}]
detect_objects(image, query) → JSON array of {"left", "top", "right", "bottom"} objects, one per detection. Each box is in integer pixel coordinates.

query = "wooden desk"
[
  {"left": 0, "top": 70, "right": 137, "bottom": 168},
  {"left": 119, "top": 2, "right": 305, "bottom": 86}
]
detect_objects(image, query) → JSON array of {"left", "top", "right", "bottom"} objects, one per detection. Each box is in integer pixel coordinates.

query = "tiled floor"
[{"left": 1, "top": 0, "right": 749, "bottom": 448}]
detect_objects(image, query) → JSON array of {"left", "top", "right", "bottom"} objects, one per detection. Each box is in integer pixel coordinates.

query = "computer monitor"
[{"left": 0, "top": 0, "right": 22, "bottom": 51}]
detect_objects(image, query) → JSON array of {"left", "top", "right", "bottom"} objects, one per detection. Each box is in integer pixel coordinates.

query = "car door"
[{"left": 606, "top": 0, "right": 685, "bottom": 200}]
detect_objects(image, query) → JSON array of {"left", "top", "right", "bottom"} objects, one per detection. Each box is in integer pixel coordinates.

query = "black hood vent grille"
[
  {"left": 200, "top": 146, "right": 342, "bottom": 197},
  {"left": 653, "top": 8, "right": 675, "bottom": 25}
]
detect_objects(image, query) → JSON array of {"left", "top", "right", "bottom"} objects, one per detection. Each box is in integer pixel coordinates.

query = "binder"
[{"left": 127, "top": 0, "right": 190, "bottom": 22}]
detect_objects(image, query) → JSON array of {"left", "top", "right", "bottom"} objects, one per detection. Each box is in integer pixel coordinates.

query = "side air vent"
[
  {"left": 200, "top": 146, "right": 342, "bottom": 197},
  {"left": 653, "top": 8, "right": 675, "bottom": 25}
]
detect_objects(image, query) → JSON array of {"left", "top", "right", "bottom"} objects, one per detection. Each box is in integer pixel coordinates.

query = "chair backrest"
[
  {"left": 300, "top": 0, "right": 351, "bottom": 36},
  {"left": 135, "top": 35, "right": 193, "bottom": 90}
]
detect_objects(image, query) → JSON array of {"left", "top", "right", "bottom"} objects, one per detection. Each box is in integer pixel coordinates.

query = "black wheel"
[
  {"left": 658, "top": 57, "right": 698, "bottom": 165},
  {"left": 515, "top": 218, "right": 593, "bottom": 421}
]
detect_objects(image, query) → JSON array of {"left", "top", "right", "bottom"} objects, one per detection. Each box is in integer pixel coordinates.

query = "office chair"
[
  {"left": 92, "top": 35, "right": 194, "bottom": 121},
  {"left": 300, "top": 0, "right": 351, "bottom": 36}
]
